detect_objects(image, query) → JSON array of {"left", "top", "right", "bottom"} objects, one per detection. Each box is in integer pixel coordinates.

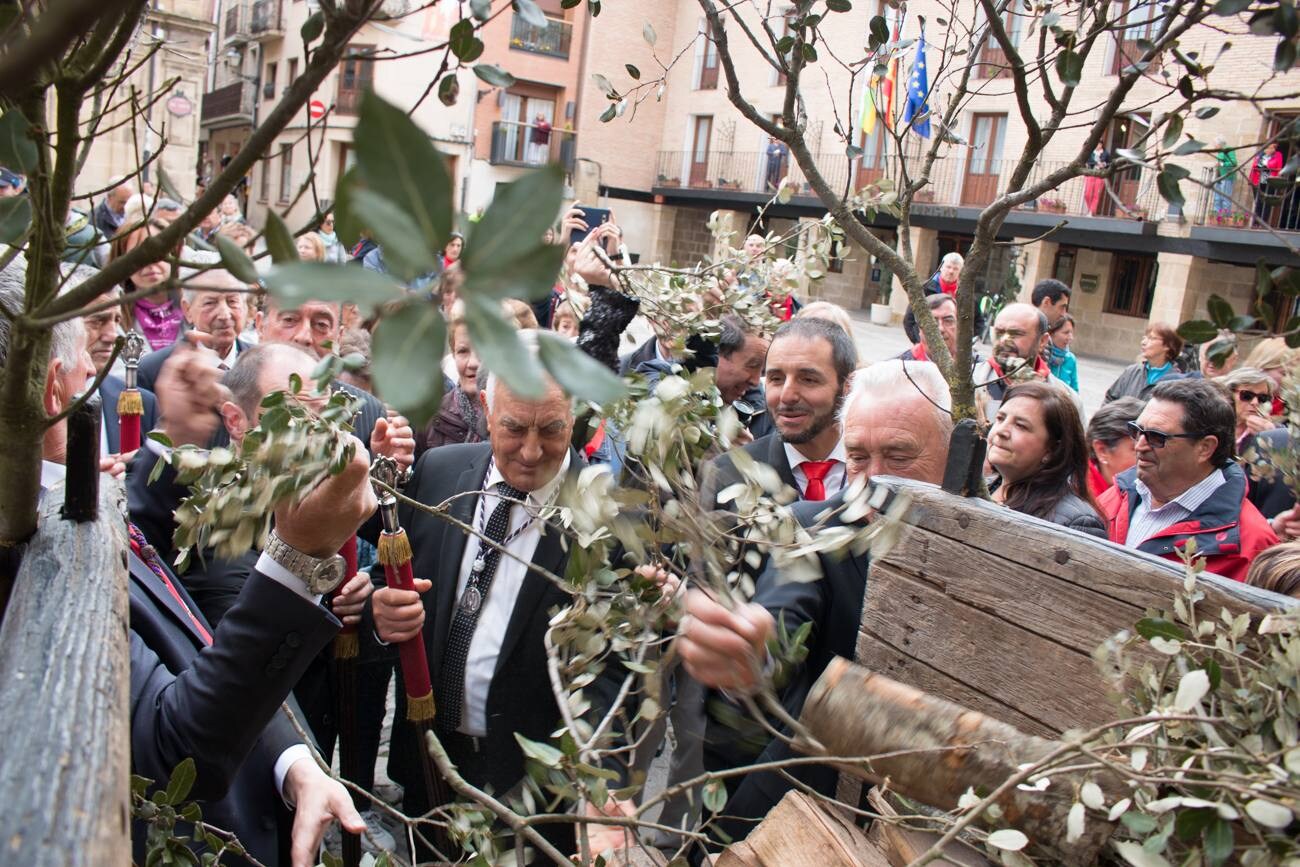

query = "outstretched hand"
[{"left": 283, "top": 758, "right": 365, "bottom": 867}]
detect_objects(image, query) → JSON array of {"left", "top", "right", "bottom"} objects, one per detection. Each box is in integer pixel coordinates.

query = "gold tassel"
[
  {"left": 117, "top": 388, "right": 143, "bottom": 416},
  {"left": 407, "top": 691, "right": 436, "bottom": 724},
  {"left": 333, "top": 630, "right": 359, "bottom": 660},
  {"left": 378, "top": 528, "right": 413, "bottom": 567}
]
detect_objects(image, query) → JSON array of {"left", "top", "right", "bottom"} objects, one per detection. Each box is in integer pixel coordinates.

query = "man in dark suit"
[
  {"left": 370, "top": 349, "right": 629, "bottom": 862},
  {"left": 11, "top": 268, "right": 372, "bottom": 867},
  {"left": 703, "top": 317, "right": 858, "bottom": 508},
  {"left": 137, "top": 268, "right": 252, "bottom": 392},
  {"left": 100, "top": 372, "right": 158, "bottom": 453},
  {"left": 678, "top": 359, "right": 953, "bottom": 848}
]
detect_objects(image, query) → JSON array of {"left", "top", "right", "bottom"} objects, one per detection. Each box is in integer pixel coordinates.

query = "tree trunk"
[
  {"left": 0, "top": 479, "right": 130, "bottom": 865},
  {"left": 798, "top": 658, "right": 1119, "bottom": 865}
]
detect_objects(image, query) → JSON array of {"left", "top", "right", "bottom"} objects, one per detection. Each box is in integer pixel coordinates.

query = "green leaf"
[
  {"left": 869, "top": 15, "right": 889, "bottom": 46},
  {"left": 349, "top": 188, "right": 440, "bottom": 283},
  {"left": 702, "top": 780, "right": 727, "bottom": 813},
  {"left": 214, "top": 234, "right": 260, "bottom": 283},
  {"left": 1161, "top": 115, "right": 1183, "bottom": 150},
  {"left": 1174, "top": 138, "right": 1205, "bottom": 156},
  {"left": 451, "top": 19, "right": 484, "bottom": 62},
  {"left": 0, "top": 110, "right": 37, "bottom": 173},
  {"left": 331, "top": 167, "right": 363, "bottom": 250},
  {"left": 163, "top": 758, "right": 197, "bottom": 806},
  {"left": 1195, "top": 106, "right": 1220, "bottom": 119},
  {"left": 473, "top": 64, "right": 517, "bottom": 88},
  {"left": 1174, "top": 807, "right": 1215, "bottom": 841},
  {"left": 1206, "top": 293, "right": 1234, "bottom": 328},
  {"left": 1120, "top": 812, "right": 1159, "bottom": 834},
  {"left": 1157, "top": 168, "right": 1185, "bottom": 208},
  {"left": 826, "top": 0, "right": 852, "bottom": 10},
  {"left": 470, "top": 0, "right": 491, "bottom": 20},
  {"left": 263, "top": 261, "right": 405, "bottom": 313},
  {"left": 1277, "top": 38, "right": 1298, "bottom": 72},
  {"left": 372, "top": 301, "right": 446, "bottom": 426},
  {"left": 353, "top": 91, "right": 453, "bottom": 261},
  {"left": 592, "top": 73, "right": 616, "bottom": 96},
  {"left": 300, "top": 10, "right": 323, "bottom": 44},
  {"left": 438, "top": 75, "right": 460, "bottom": 107},
  {"left": 1213, "top": 0, "right": 1253, "bottom": 14},
  {"left": 599, "top": 104, "right": 617, "bottom": 123},
  {"left": 463, "top": 164, "right": 563, "bottom": 278},
  {"left": 1203, "top": 658, "right": 1222, "bottom": 691},
  {"left": 537, "top": 331, "right": 628, "bottom": 406},
  {"left": 156, "top": 165, "right": 184, "bottom": 203},
  {"left": 263, "top": 210, "right": 299, "bottom": 264},
  {"left": 1228, "top": 315, "right": 1257, "bottom": 332},
  {"left": 0, "top": 194, "right": 31, "bottom": 244},
  {"left": 463, "top": 294, "right": 546, "bottom": 399},
  {"left": 515, "top": 0, "right": 549, "bottom": 28},
  {"left": 1203, "top": 817, "right": 1233, "bottom": 867},
  {"left": 467, "top": 241, "right": 565, "bottom": 302},
  {"left": 514, "top": 733, "right": 565, "bottom": 767},
  {"left": 1257, "top": 261, "right": 1275, "bottom": 297},
  {"left": 643, "top": 21, "right": 657, "bottom": 45},
  {"left": 1135, "top": 617, "right": 1188, "bottom": 641},
  {"left": 1056, "top": 49, "right": 1084, "bottom": 86},
  {"left": 1176, "top": 320, "right": 1219, "bottom": 344},
  {"left": 625, "top": 63, "right": 641, "bottom": 80}
]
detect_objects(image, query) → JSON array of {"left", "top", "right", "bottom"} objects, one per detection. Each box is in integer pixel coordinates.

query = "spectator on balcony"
[
  {"left": 1213, "top": 138, "right": 1238, "bottom": 217},
  {"left": 1046, "top": 313, "right": 1079, "bottom": 392},
  {"left": 1250, "top": 141, "right": 1284, "bottom": 223},
  {"left": 1103, "top": 322, "right": 1184, "bottom": 405},
  {"left": 1086, "top": 396, "right": 1143, "bottom": 498},
  {"left": 764, "top": 136, "right": 788, "bottom": 192},
  {"left": 1084, "top": 143, "right": 1109, "bottom": 215},
  {"left": 529, "top": 112, "right": 552, "bottom": 165}
]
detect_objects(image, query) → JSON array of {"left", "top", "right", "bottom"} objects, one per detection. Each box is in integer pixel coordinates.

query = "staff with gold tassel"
[
  {"left": 117, "top": 331, "right": 147, "bottom": 454},
  {"left": 331, "top": 535, "right": 363, "bottom": 867},
  {"left": 371, "top": 457, "right": 453, "bottom": 856}
]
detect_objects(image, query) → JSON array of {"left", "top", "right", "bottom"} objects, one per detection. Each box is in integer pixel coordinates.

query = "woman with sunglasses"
[
  {"left": 986, "top": 381, "right": 1107, "bottom": 538},
  {"left": 317, "top": 211, "right": 347, "bottom": 263},
  {"left": 1222, "top": 367, "right": 1278, "bottom": 453}
]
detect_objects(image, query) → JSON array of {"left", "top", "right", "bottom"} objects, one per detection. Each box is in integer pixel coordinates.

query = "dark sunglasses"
[
  {"left": 1236, "top": 389, "right": 1271, "bottom": 404},
  {"left": 1126, "top": 421, "right": 1207, "bottom": 448}
]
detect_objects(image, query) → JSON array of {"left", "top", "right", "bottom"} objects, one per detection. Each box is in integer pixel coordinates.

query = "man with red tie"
[{"left": 702, "top": 317, "right": 858, "bottom": 508}]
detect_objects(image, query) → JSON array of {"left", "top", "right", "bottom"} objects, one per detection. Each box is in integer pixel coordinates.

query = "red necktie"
[
  {"left": 800, "top": 459, "right": 837, "bottom": 501},
  {"left": 127, "top": 523, "right": 213, "bottom": 645}
]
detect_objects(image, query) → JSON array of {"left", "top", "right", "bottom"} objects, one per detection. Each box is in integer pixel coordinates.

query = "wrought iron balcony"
[
  {"left": 490, "top": 121, "right": 575, "bottom": 172},
  {"left": 508, "top": 13, "right": 572, "bottom": 59}
]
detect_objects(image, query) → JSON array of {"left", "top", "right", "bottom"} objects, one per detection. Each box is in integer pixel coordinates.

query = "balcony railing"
[
  {"left": 250, "top": 0, "right": 282, "bottom": 38},
  {"left": 200, "top": 81, "right": 256, "bottom": 125},
  {"left": 1189, "top": 165, "right": 1300, "bottom": 233},
  {"left": 223, "top": 1, "right": 250, "bottom": 41},
  {"left": 490, "top": 121, "right": 575, "bottom": 172},
  {"left": 508, "top": 13, "right": 572, "bottom": 59},
  {"left": 654, "top": 150, "right": 1167, "bottom": 222}
]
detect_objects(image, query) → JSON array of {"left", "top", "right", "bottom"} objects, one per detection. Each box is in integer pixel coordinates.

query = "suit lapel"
[
  {"left": 128, "top": 551, "right": 208, "bottom": 648},
  {"left": 767, "top": 434, "right": 801, "bottom": 495},
  {"left": 429, "top": 453, "right": 490, "bottom": 671},
  {"left": 492, "top": 518, "right": 566, "bottom": 678},
  {"left": 101, "top": 378, "right": 122, "bottom": 454}
]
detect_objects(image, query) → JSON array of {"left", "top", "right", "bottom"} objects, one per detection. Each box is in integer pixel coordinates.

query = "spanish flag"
[
  {"left": 861, "top": 77, "right": 880, "bottom": 135},
  {"left": 882, "top": 50, "right": 899, "bottom": 130}
]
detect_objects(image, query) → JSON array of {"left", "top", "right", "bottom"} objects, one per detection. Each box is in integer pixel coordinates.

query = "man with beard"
[
  {"left": 136, "top": 268, "right": 252, "bottom": 392},
  {"left": 703, "top": 317, "right": 858, "bottom": 507},
  {"left": 973, "top": 302, "right": 1081, "bottom": 425}
]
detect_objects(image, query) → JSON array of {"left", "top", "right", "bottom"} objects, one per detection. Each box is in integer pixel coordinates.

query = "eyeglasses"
[
  {"left": 1236, "top": 389, "right": 1271, "bottom": 404},
  {"left": 1126, "top": 421, "right": 1208, "bottom": 448},
  {"left": 321, "top": 219, "right": 335, "bottom": 227}
]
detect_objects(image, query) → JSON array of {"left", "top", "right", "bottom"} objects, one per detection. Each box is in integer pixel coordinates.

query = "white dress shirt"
[
  {"left": 453, "top": 452, "right": 570, "bottom": 737},
  {"left": 1125, "top": 468, "right": 1227, "bottom": 548},
  {"left": 783, "top": 440, "right": 848, "bottom": 500}
]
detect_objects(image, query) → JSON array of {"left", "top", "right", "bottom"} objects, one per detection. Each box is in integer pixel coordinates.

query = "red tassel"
[
  {"left": 381, "top": 531, "right": 436, "bottom": 723},
  {"left": 118, "top": 412, "right": 141, "bottom": 454},
  {"left": 332, "top": 536, "right": 360, "bottom": 659}
]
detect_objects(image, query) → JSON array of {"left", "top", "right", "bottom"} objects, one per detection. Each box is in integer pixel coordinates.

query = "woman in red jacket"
[{"left": 1250, "top": 142, "right": 1284, "bottom": 224}]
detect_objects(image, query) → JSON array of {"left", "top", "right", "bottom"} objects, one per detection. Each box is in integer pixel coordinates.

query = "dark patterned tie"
[{"left": 436, "top": 481, "right": 526, "bottom": 733}]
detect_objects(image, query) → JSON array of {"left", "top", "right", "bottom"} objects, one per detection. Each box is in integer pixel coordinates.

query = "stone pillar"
[
  {"left": 889, "top": 225, "right": 938, "bottom": 321},
  {"left": 1019, "top": 241, "right": 1059, "bottom": 303},
  {"left": 1148, "top": 251, "right": 1197, "bottom": 328}
]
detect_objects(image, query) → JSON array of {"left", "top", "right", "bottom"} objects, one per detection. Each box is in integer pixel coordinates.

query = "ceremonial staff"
[
  {"left": 331, "top": 535, "right": 362, "bottom": 867},
  {"left": 371, "top": 457, "right": 453, "bottom": 855},
  {"left": 117, "top": 331, "right": 147, "bottom": 453}
]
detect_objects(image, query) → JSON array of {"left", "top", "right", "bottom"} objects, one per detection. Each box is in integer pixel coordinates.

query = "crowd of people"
[{"left": 8, "top": 174, "right": 1300, "bottom": 866}]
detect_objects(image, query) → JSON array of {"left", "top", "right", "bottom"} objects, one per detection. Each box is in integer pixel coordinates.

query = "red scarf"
[
  {"left": 939, "top": 278, "right": 958, "bottom": 296},
  {"left": 989, "top": 354, "right": 1051, "bottom": 381}
]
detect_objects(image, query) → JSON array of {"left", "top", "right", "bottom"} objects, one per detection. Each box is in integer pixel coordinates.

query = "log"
[
  {"left": 864, "top": 788, "right": 994, "bottom": 867},
  {"left": 0, "top": 480, "right": 130, "bottom": 865},
  {"left": 715, "top": 791, "right": 890, "bottom": 867},
  {"left": 798, "top": 658, "right": 1119, "bottom": 866}
]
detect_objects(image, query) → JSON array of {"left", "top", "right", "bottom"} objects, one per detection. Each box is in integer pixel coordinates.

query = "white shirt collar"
[
  {"left": 1134, "top": 467, "right": 1226, "bottom": 514},
  {"left": 484, "top": 450, "right": 572, "bottom": 511},
  {"left": 219, "top": 340, "right": 239, "bottom": 368},
  {"left": 783, "top": 439, "right": 847, "bottom": 469}
]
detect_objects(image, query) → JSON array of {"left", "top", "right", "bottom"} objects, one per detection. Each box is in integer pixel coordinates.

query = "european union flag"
[{"left": 902, "top": 31, "right": 931, "bottom": 138}]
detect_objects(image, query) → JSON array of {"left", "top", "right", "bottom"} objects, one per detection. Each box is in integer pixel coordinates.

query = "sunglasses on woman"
[
  {"left": 1126, "top": 421, "right": 1207, "bottom": 448},
  {"left": 1236, "top": 389, "right": 1271, "bottom": 404}
]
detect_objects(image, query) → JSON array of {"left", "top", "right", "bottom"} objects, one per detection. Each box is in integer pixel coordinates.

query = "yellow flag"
[{"left": 861, "top": 76, "right": 879, "bottom": 135}]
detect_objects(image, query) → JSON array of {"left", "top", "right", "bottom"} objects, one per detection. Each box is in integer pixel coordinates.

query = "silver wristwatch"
[{"left": 265, "top": 530, "right": 347, "bottom": 595}]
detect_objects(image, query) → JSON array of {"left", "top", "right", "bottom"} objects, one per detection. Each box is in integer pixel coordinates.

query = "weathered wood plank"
[
  {"left": 854, "top": 629, "right": 1057, "bottom": 738},
  {"left": 860, "top": 562, "right": 1117, "bottom": 732},
  {"left": 864, "top": 788, "right": 994, "bottom": 867},
  {"left": 877, "top": 477, "right": 1289, "bottom": 616},
  {"left": 715, "top": 791, "right": 890, "bottom": 867},
  {"left": 0, "top": 481, "right": 130, "bottom": 866}
]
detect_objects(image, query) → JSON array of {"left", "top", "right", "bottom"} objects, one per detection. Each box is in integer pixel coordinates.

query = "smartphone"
[{"left": 569, "top": 206, "right": 611, "bottom": 246}]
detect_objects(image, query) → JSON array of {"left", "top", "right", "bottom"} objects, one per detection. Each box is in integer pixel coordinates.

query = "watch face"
[{"left": 309, "top": 555, "right": 347, "bottom": 595}]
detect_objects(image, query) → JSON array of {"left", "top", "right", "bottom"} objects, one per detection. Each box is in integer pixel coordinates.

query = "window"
[
  {"left": 336, "top": 46, "right": 374, "bottom": 116},
  {"left": 277, "top": 143, "right": 293, "bottom": 203},
  {"left": 259, "top": 154, "right": 271, "bottom": 202},
  {"left": 1052, "top": 247, "right": 1078, "bottom": 285},
  {"left": 264, "top": 62, "right": 277, "bottom": 101},
  {"left": 287, "top": 58, "right": 298, "bottom": 94},
  {"left": 977, "top": 7, "right": 1024, "bottom": 79},
  {"left": 697, "top": 19, "right": 719, "bottom": 89},
  {"left": 1106, "top": 253, "right": 1157, "bottom": 316},
  {"left": 1111, "top": 1, "right": 1160, "bottom": 76}
]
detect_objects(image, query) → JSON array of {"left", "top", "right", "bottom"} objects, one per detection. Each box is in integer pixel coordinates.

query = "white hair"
[
  {"left": 841, "top": 359, "right": 953, "bottom": 439},
  {"left": 940, "top": 251, "right": 964, "bottom": 269},
  {"left": 0, "top": 255, "right": 86, "bottom": 370},
  {"left": 181, "top": 267, "right": 245, "bottom": 304}
]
